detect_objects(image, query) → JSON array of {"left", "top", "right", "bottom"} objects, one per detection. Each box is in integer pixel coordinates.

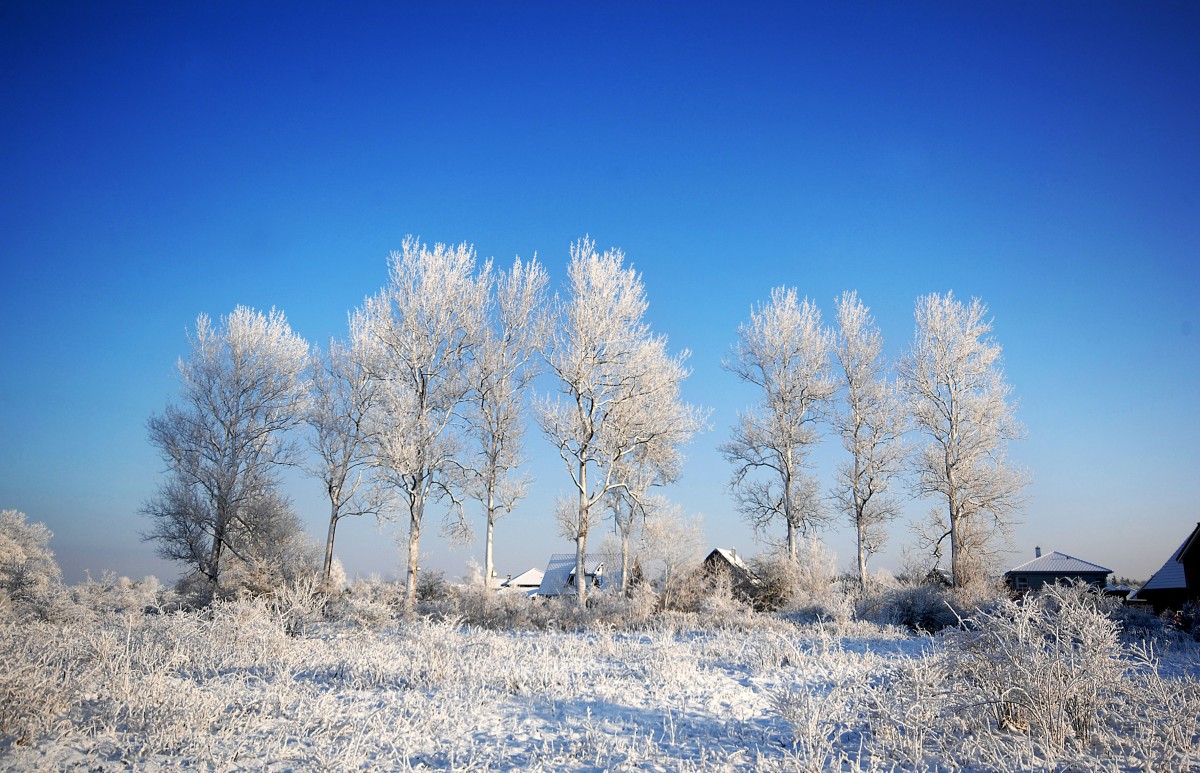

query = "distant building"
[
  {"left": 699, "top": 548, "right": 764, "bottom": 607},
  {"left": 533, "top": 553, "right": 615, "bottom": 597},
  {"left": 1004, "top": 547, "right": 1111, "bottom": 592},
  {"left": 1129, "top": 523, "right": 1200, "bottom": 614},
  {"left": 497, "top": 568, "right": 544, "bottom": 594}
]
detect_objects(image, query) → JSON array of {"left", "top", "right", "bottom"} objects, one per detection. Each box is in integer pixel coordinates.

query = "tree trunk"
[
  {"left": 405, "top": 500, "right": 422, "bottom": 613},
  {"left": 620, "top": 527, "right": 631, "bottom": 595},
  {"left": 485, "top": 512, "right": 496, "bottom": 589},
  {"left": 323, "top": 500, "right": 339, "bottom": 583},
  {"left": 576, "top": 461, "right": 589, "bottom": 607},
  {"left": 856, "top": 516, "right": 868, "bottom": 595},
  {"left": 207, "top": 506, "right": 228, "bottom": 599},
  {"left": 784, "top": 465, "right": 798, "bottom": 563}
]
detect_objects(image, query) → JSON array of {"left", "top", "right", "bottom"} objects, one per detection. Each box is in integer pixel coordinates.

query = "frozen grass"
[{"left": 1, "top": 584, "right": 1198, "bottom": 771}]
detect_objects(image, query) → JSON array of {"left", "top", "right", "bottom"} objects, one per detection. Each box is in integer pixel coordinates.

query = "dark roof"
[{"left": 1133, "top": 523, "right": 1200, "bottom": 596}]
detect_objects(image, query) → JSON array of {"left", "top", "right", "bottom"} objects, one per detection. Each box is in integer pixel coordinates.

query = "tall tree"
[
  {"left": 537, "top": 237, "right": 704, "bottom": 606},
  {"left": 721, "top": 288, "right": 835, "bottom": 562},
  {"left": 831, "top": 291, "right": 907, "bottom": 593},
  {"left": 464, "top": 256, "right": 548, "bottom": 586},
  {"left": 352, "top": 237, "right": 489, "bottom": 611},
  {"left": 143, "top": 307, "right": 310, "bottom": 599},
  {"left": 896, "top": 292, "right": 1027, "bottom": 588},
  {"left": 305, "top": 340, "right": 385, "bottom": 585}
]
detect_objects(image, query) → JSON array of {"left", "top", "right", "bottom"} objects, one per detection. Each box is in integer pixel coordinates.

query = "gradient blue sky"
[{"left": 2, "top": 2, "right": 1197, "bottom": 585}]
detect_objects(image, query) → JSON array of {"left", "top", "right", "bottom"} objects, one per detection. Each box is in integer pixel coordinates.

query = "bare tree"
[
  {"left": 603, "top": 459, "right": 662, "bottom": 594},
  {"left": 352, "top": 237, "right": 489, "bottom": 611},
  {"left": 305, "top": 340, "right": 386, "bottom": 585},
  {"left": 721, "top": 288, "right": 835, "bottom": 562},
  {"left": 831, "top": 292, "right": 907, "bottom": 593},
  {"left": 896, "top": 292, "right": 1027, "bottom": 588},
  {"left": 463, "top": 256, "right": 548, "bottom": 587},
  {"left": 637, "top": 504, "right": 705, "bottom": 610},
  {"left": 537, "top": 237, "right": 704, "bottom": 606},
  {"left": 143, "top": 307, "right": 310, "bottom": 599}
]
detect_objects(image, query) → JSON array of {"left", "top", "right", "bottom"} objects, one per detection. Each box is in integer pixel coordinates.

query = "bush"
[
  {"left": 941, "top": 581, "right": 1125, "bottom": 748},
  {"left": 857, "top": 582, "right": 962, "bottom": 632},
  {"left": 0, "top": 510, "right": 63, "bottom": 615}
]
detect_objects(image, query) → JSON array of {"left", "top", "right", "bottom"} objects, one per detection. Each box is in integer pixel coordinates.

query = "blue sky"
[{"left": 2, "top": 2, "right": 1197, "bottom": 584}]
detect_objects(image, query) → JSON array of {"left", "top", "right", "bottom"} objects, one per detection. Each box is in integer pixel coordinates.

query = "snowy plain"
[{"left": 2, "top": 582, "right": 1199, "bottom": 772}]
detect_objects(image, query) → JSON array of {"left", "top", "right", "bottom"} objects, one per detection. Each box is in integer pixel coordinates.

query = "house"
[
  {"left": 533, "top": 553, "right": 614, "bottom": 597},
  {"left": 1004, "top": 547, "right": 1111, "bottom": 592},
  {"left": 497, "top": 567, "right": 544, "bottom": 594},
  {"left": 1129, "top": 522, "right": 1200, "bottom": 614},
  {"left": 700, "top": 548, "right": 764, "bottom": 606}
]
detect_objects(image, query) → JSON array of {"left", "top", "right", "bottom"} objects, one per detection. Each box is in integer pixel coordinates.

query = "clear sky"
[{"left": 2, "top": 2, "right": 1198, "bottom": 586}]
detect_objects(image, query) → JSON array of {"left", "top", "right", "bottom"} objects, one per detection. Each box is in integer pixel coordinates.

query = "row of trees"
[
  {"left": 143, "top": 237, "right": 704, "bottom": 609},
  {"left": 723, "top": 290, "right": 1026, "bottom": 590},
  {"left": 143, "top": 235, "right": 1024, "bottom": 609}
]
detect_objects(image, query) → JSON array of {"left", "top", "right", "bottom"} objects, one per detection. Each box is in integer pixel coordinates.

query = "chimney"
[{"left": 1035, "top": 546, "right": 1042, "bottom": 558}]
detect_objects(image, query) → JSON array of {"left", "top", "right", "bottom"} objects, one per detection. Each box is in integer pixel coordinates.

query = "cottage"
[
  {"left": 1129, "top": 522, "right": 1200, "bottom": 614},
  {"left": 700, "top": 548, "right": 764, "bottom": 606},
  {"left": 533, "top": 553, "right": 614, "bottom": 597},
  {"left": 1004, "top": 548, "right": 1111, "bottom": 592},
  {"left": 497, "top": 567, "right": 544, "bottom": 594}
]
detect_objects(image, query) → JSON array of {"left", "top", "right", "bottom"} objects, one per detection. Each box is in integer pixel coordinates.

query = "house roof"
[
  {"left": 501, "top": 568, "right": 544, "bottom": 588},
  {"left": 711, "top": 548, "right": 751, "bottom": 573},
  {"left": 534, "top": 553, "right": 612, "bottom": 596},
  {"left": 1132, "top": 523, "right": 1200, "bottom": 596},
  {"left": 1006, "top": 551, "right": 1111, "bottom": 575}
]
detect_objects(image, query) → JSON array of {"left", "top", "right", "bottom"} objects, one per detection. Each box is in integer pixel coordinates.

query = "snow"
[{"left": 2, "top": 595, "right": 1197, "bottom": 771}]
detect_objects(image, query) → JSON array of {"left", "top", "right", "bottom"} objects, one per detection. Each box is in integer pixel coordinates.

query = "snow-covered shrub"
[
  {"left": 941, "top": 581, "right": 1125, "bottom": 748},
  {"left": 750, "top": 539, "right": 842, "bottom": 616},
  {"left": 0, "top": 619, "right": 87, "bottom": 745},
  {"left": 415, "top": 569, "right": 454, "bottom": 610},
  {"left": 0, "top": 510, "right": 63, "bottom": 617},
  {"left": 856, "top": 582, "right": 961, "bottom": 632},
  {"left": 69, "top": 572, "right": 165, "bottom": 617}
]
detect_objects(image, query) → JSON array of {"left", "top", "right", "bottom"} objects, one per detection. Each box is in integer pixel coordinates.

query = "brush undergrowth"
[{"left": 1, "top": 578, "right": 1196, "bottom": 771}]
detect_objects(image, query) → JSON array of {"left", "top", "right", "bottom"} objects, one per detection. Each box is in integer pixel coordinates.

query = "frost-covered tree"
[
  {"left": 897, "top": 292, "right": 1027, "bottom": 588},
  {"left": 215, "top": 489, "right": 321, "bottom": 596},
  {"left": 305, "top": 340, "right": 386, "bottom": 585},
  {"left": 637, "top": 505, "right": 705, "bottom": 610},
  {"left": 721, "top": 288, "right": 835, "bottom": 562},
  {"left": 143, "top": 307, "right": 310, "bottom": 599},
  {"left": 0, "top": 509, "right": 62, "bottom": 606},
  {"left": 831, "top": 292, "right": 907, "bottom": 592},
  {"left": 538, "top": 237, "right": 704, "bottom": 606},
  {"left": 464, "top": 256, "right": 548, "bottom": 587},
  {"left": 353, "top": 237, "right": 490, "bottom": 611}
]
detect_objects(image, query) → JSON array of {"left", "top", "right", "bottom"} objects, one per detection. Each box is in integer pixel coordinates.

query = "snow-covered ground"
[{"left": 2, "top": 589, "right": 1198, "bottom": 771}]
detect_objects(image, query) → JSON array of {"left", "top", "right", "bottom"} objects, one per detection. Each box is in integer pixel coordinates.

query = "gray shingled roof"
[{"left": 1007, "top": 551, "right": 1111, "bottom": 574}]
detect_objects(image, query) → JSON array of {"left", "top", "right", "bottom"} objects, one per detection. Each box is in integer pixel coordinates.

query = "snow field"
[{"left": 2, "top": 588, "right": 1198, "bottom": 771}]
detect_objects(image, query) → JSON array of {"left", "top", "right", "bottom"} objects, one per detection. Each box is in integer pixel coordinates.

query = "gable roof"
[
  {"left": 1006, "top": 551, "right": 1111, "bottom": 575},
  {"left": 711, "top": 548, "right": 752, "bottom": 573},
  {"left": 500, "top": 568, "right": 544, "bottom": 589},
  {"left": 535, "top": 553, "right": 613, "bottom": 596},
  {"left": 1133, "top": 523, "right": 1200, "bottom": 595}
]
